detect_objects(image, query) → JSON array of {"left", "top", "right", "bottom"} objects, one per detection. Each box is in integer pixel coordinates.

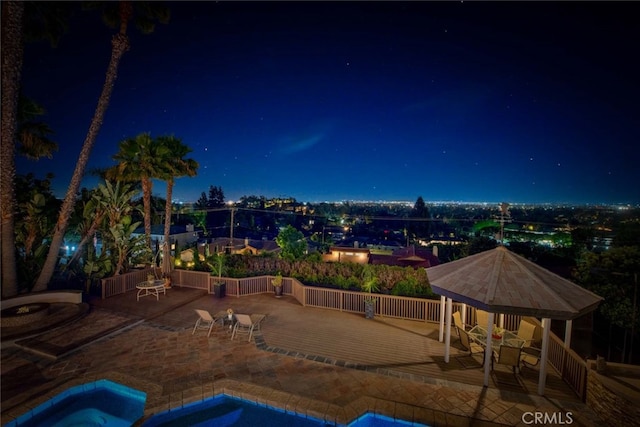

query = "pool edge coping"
[{"left": 135, "top": 378, "right": 446, "bottom": 426}]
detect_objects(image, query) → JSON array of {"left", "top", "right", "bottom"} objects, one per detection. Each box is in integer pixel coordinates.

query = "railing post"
[{"left": 439, "top": 295, "right": 445, "bottom": 342}]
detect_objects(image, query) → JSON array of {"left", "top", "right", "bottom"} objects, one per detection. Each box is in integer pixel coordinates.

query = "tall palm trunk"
[
  {"left": 142, "top": 176, "right": 153, "bottom": 249},
  {"left": 66, "top": 211, "right": 105, "bottom": 269},
  {"left": 33, "top": 3, "right": 132, "bottom": 292},
  {"left": 1, "top": 1, "right": 24, "bottom": 298},
  {"left": 164, "top": 179, "right": 174, "bottom": 250}
]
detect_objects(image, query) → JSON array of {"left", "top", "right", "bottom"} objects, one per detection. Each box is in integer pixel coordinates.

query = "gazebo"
[{"left": 426, "top": 246, "right": 603, "bottom": 395}]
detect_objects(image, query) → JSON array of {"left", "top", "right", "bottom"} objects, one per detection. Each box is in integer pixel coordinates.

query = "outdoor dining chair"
[
  {"left": 520, "top": 346, "right": 542, "bottom": 369},
  {"left": 515, "top": 319, "right": 537, "bottom": 347},
  {"left": 492, "top": 345, "right": 522, "bottom": 373},
  {"left": 459, "top": 328, "right": 485, "bottom": 358},
  {"left": 231, "top": 314, "right": 256, "bottom": 342},
  {"left": 452, "top": 311, "right": 468, "bottom": 337},
  {"left": 192, "top": 309, "right": 216, "bottom": 337}
]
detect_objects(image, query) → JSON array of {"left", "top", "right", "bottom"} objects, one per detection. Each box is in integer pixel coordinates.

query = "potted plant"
[
  {"left": 271, "top": 272, "right": 283, "bottom": 298},
  {"left": 162, "top": 273, "right": 172, "bottom": 289},
  {"left": 208, "top": 253, "right": 226, "bottom": 298},
  {"left": 361, "top": 265, "right": 379, "bottom": 319}
]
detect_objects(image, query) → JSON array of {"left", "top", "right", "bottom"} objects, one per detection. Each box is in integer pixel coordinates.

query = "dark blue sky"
[{"left": 18, "top": 1, "right": 640, "bottom": 205}]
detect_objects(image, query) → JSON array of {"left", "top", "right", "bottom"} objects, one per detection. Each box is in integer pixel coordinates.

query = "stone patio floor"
[{"left": 1, "top": 287, "right": 603, "bottom": 426}]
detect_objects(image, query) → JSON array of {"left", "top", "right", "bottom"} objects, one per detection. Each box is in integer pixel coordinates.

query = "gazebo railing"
[{"left": 526, "top": 317, "right": 587, "bottom": 401}]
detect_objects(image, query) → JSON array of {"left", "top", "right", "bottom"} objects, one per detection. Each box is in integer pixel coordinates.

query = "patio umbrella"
[{"left": 426, "top": 245, "right": 602, "bottom": 395}]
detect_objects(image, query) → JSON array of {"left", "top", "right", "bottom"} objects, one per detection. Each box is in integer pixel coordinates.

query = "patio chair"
[
  {"left": 456, "top": 327, "right": 485, "bottom": 368},
  {"left": 192, "top": 309, "right": 216, "bottom": 337},
  {"left": 515, "top": 319, "right": 537, "bottom": 347},
  {"left": 492, "top": 345, "right": 522, "bottom": 373},
  {"left": 475, "top": 309, "right": 496, "bottom": 329},
  {"left": 452, "top": 311, "right": 468, "bottom": 337},
  {"left": 520, "top": 346, "right": 542, "bottom": 369},
  {"left": 250, "top": 314, "right": 266, "bottom": 332},
  {"left": 231, "top": 314, "right": 256, "bottom": 342},
  {"left": 459, "top": 328, "right": 485, "bottom": 357}
]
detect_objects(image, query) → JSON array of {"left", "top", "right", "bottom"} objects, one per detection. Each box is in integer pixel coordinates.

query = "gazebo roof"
[{"left": 426, "top": 246, "right": 602, "bottom": 320}]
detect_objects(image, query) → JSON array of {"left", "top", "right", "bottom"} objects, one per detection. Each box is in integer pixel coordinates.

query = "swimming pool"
[
  {"left": 350, "top": 412, "right": 427, "bottom": 427},
  {"left": 5, "top": 379, "right": 146, "bottom": 427},
  {"left": 142, "top": 394, "right": 428, "bottom": 427}
]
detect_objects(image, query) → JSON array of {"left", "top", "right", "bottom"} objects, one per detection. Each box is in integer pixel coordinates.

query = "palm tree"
[
  {"left": 1, "top": 1, "right": 26, "bottom": 297},
  {"left": 16, "top": 95, "right": 58, "bottom": 160},
  {"left": 33, "top": 1, "right": 169, "bottom": 292},
  {"left": 1, "top": 2, "right": 70, "bottom": 296},
  {"left": 66, "top": 180, "right": 140, "bottom": 269},
  {"left": 156, "top": 135, "right": 199, "bottom": 252},
  {"left": 107, "top": 132, "right": 169, "bottom": 252}
]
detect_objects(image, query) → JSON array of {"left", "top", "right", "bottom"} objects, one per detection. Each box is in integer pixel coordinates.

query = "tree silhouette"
[{"left": 408, "top": 196, "right": 430, "bottom": 241}]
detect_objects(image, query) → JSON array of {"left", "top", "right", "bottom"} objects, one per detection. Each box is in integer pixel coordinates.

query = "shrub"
[{"left": 178, "top": 253, "right": 433, "bottom": 298}]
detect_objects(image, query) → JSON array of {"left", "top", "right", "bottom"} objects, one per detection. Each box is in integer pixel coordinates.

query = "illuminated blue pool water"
[
  {"left": 142, "top": 395, "right": 428, "bottom": 427},
  {"left": 349, "top": 413, "right": 427, "bottom": 427},
  {"left": 5, "top": 379, "right": 146, "bottom": 427}
]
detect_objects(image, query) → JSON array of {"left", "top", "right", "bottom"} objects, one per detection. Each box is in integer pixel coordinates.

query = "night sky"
[{"left": 18, "top": 1, "right": 640, "bottom": 205}]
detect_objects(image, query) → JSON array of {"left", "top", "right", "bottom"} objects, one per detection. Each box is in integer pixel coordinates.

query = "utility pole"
[
  {"left": 631, "top": 272, "right": 637, "bottom": 364},
  {"left": 499, "top": 202, "right": 510, "bottom": 245},
  {"left": 229, "top": 208, "right": 235, "bottom": 244}
]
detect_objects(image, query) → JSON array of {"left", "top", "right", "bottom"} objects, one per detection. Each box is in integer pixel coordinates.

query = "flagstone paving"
[{"left": 1, "top": 287, "right": 603, "bottom": 426}]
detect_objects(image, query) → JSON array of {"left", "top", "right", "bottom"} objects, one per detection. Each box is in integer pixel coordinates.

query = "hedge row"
[{"left": 190, "top": 253, "right": 435, "bottom": 298}]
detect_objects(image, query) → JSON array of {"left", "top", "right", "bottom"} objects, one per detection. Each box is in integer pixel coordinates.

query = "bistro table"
[
  {"left": 136, "top": 280, "right": 166, "bottom": 301},
  {"left": 214, "top": 310, "right": 236, "bottom": 332},
  {"left": 468, "top": 325, "right": 525, "bottom": 349}
]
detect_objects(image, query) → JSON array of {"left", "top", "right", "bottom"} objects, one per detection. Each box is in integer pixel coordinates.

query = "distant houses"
[
  {"left": 198, "top": 237, "right": 281, "bottom": 257},
  {"left": 371, "top": 245, "right": 440, "bottom": 269},
  {"left": 322, "top": 246, "right": 370, "bottom": 264},
  {"left": 323, "top": 243, "right": 440, "bottom": 268},
  {"left": 132, "top": 224, "right": 201, "bottom": 254}
]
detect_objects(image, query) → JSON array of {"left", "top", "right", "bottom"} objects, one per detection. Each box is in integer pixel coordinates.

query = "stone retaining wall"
[{"left": 585, "top": 359, "right": 640, "bottom": 427}]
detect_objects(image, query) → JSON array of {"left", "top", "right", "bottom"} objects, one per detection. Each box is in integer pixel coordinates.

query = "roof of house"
[
  {"left": 328, "top": 246, "right": 371, "bottom": 254},
  {"left": 134, "top": 224, "right": 198, "bottom": 236},
  {"left": 205, "top": 237, "right": 281, "bottom": 253},
  {"left": 368, "top": 246, "right": 439, "bottom": 269}
]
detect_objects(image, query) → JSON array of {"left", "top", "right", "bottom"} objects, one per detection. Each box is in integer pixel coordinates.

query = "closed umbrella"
[{"left": 162, "top": 242, "right": 172, "bottom": 288}]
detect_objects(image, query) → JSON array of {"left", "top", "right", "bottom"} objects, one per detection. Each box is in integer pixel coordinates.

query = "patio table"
[
  {"left": 468, "top": 325, "right": 525, "bottom": 349},
  {"left": 136, "top": 280, "right": 166, "bottom": 301},
  {"left": 214, "top": 310, "right": 236, "bottom": 332}
]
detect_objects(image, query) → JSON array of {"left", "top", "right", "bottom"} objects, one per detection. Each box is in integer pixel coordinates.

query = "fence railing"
[
  {"left": 101, "top": 269, "right": 587, "bottom": 400},
  {"left": 526, "top": 317, "right": 588, "bottom": 401},
  {"left": 101, "top": 268, "right": 158, "bottom": 299}
]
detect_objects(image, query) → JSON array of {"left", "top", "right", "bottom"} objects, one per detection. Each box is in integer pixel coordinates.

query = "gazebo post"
[
  {"left": 483, "top": 312, "right": 495, "bottom": 387},
  {"left": 439, "top": 296, "right": 446, "bottom": 342},
  {"left": 564, "top": 319, "right": 572, "bottom": 348},
  {"left": 538, "top": 317, "right": 551, "bottom": 395},
  {"left": 461, "top": 303, "right": 467, "bottom": 328},
  {"left": 499, "top": 313, "right": 505, "bottom": 329},
  {"left": 444, "top": 298, "right": 453, "bottom": 363}
]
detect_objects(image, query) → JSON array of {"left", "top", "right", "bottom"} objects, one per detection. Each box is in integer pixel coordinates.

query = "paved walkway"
[{"left": 1, "top": 287, "right": 603, "bottom": 426}]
